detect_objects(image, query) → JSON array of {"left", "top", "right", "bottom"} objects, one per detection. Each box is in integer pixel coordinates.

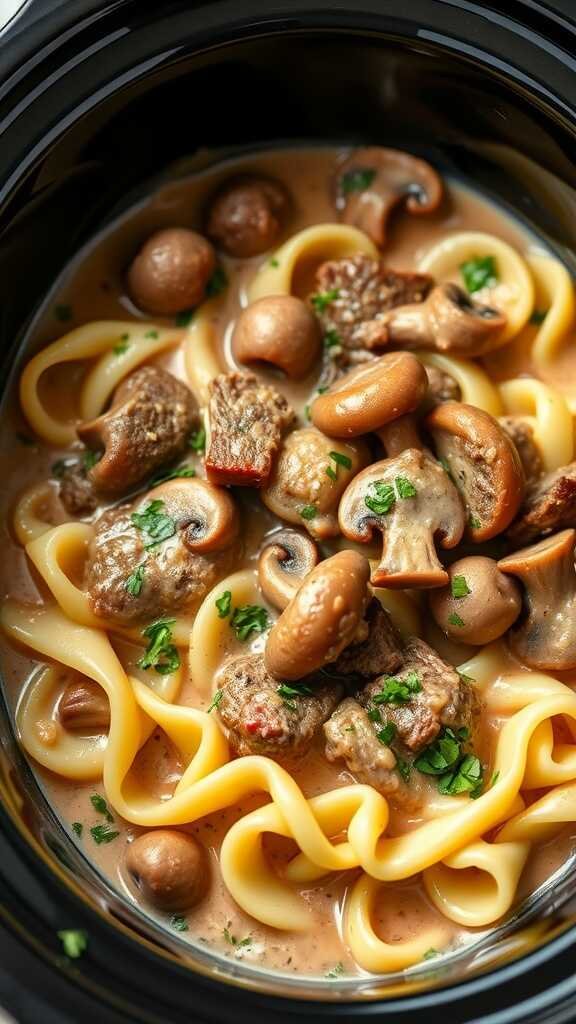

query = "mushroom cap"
[
  {"left": 126, "top": 830, "right": 209, "bottom": 912},
  {"left": 338, "top": 448, "right": 465, "bottom": 588},
  {"left": 205, "top": 174, "right": 289, "bottom": 258},
  {"left": 426, "top": 401, "right": 524, "bottom": 542},
  {"left": 264, "top": 549, "right": 371, "bottom": 680},
  {"left": 311, "top": 352, "right": 428, "bottom": 438},
  {"left": 145, "top": 477, "right": 238, "bottom": 553},
  {"left": 335, "top": 147, "right": 443, "bottom": 247},
  {"left": 127, "top": 228, "right": 216, "bottom": 315},
  {"left": 59, "top": 678, "right": 110, "bottom": 732},
  {"left": 429, "top": 556, "right": 522, "bottom": 645},
  {"left": 232, "top": 295, "right": 321, "bottom": 379},
  {"left": 258, "top": 529, "right": 319, "bottom": 611},
  {"left": 381, "top": 283, "right": 507, "bottom": 358}
]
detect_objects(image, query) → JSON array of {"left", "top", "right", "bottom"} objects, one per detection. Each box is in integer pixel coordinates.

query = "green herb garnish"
[
  {"left": 364, "top": 481, "right": 396, "bottom": 516},
  {"left": 230, "top": 604, "right": 269, "bottom": 642},
  {"left": 326, "top": 465, "right": 338, "bottom": 482},
  {"left": 311, "top": 289, "right": 340, "bottom": 313},
  {"left": 457, "top": 671, "right": 476, "bottom": 684},
  {"left": 377, "top": 721, "right": 397, "bottom": 746},
  {"left": 330, "top": 450, "right": 352, "bottom": 470},
  {"left": 90, "top": 793, "right": 114, "bottom": 823},
  {"left": 207, "top": 690, "right": 223, "bottom": 714},
  {"left": 144, "top": 329, "right": 159, "bottom": 339},
  {"left": 491, "top": 770, "right": 500, "bottom": 787},
  {"left": 113, "top": 333, "right": 130, "bottom": 355},
  {"left": 269, "top": 258, "right": 280, "bottom": 268},
  {"left": 438, "top": 753, "right": 483, "bottom": 797},
  {"left": 223, "top": 926, "right": 252, "bottom": 948},
  {"left": 299, "top": 505, "right": 317, "bottom": 521},
  {"left": 469, "top": 514, "right": 481, "bottom": 530},
  {"left": 341, "top": 168, "right": 376, "bottom": 195},
  {"left": 396, "top": 759, "right": 411, "bottom": 782},
  {"left": 451, "top": 575, "right": 471, "bottom": 599},
  {"left": 326, "top": 961, "right": 345, "bottom": 978},
  {"left": 125, "top": 564, "right": 145, "bottom": 597},
  {"left": 373, "top": 671, "right": 421, "bottom": 705},
  {"left": 324, "top": 329, "right": 340, "bottom": 349},
  {"left": 137, "top": 617, "right": 180, "bottom": 675},
  {"left": 395, "top": 476, "right": 417, "bottom": 499},
  {"left": 414, "top": 728, "right": 461, "bottom": 776},
  {"left": 170, "top": 915, "right": 189, "bottom": 932},
  {"left": 277, "top": 682, "right": 314, "bottom": 710},
  {"left": 131, "top": 499, "right": 176, "bottom": 549},
  {"left": 58, "top": 929, "right": 87, "bottom": 959},
  {"left": 423, "top": 948, "right": 438, "bottom": 961},
  {"left": 89, "top": 823, "right": 119, "bottom": 845},
  {"left": 71, "top": 822, "right": 83, "bottom": 838},
  {"left": 206, "top": 266, "right": 228, "bottom": 297},
  {"left": 448, "top": 612, "right": 465, "bottom": 628},
  {"left": 215, "top": 590, "right": 232, "bottom": 618},
  {"left": 175, "top": 309, "right": 195, "bottom": 327},
  {"left": 304, "top": 404, "right": 311, "bottom": 421},
  {"left": 188, "top": 425, "right": 206, "bottom": 452},
  {"left": 82, "top": 449, "right": 100, "bottom": 471},
  {"left": 460, "top": 255, "right": 498, "bottom": 294}
]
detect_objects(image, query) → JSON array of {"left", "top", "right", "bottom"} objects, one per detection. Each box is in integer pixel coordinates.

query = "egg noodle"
[{"left": 5, "top": 221, "right": 576, "bottom": 974}]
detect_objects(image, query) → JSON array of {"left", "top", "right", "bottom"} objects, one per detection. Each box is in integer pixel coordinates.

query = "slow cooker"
[{"left": 2, "top": 1, "right": 576, "bottom": 1021}]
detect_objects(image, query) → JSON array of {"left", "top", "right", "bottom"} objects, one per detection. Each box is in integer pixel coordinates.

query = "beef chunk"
[
  {"left": 423, "top": 364, "right": 461, "bottom": 408},
  {"left": 324, "top": 698, "right": 400, "bottom": 798},
  {"left": 312, "top": 254, "right": 433, "bottom": 356},
  {"left": 76, "top": 366, "right": 198, "bottom": 498},
  {"left": 330, "top": 599, "right": 403, "bottom": 678},
  {"left": 500, "top": 416, "right": 543, "bottom": 490},
  {"left": 218, "top": 654, "right": 341, "bottom": 759},
  {"left": 359, "top": 637, "right": 478, "bottom": 753},
  {"left": 507, "top": 461, "right": 576, "bottom": 545},
  {"left": 205, "top": 371, "right": 294, "bottom": 487},
  {"left": 59, "top": 462, "right": 98, "bottom": 517}
]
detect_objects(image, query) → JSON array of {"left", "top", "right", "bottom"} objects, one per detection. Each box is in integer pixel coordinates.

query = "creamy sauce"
[{"left": 1, "top": 146, "right": 575, "bottom": 980}]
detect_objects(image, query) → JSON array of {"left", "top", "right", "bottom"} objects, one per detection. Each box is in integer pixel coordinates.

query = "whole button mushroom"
[
  {"left": 429, "top": 556, "right": 522, "bottom": 645},
  {"left": 126, "top": 830, "right": 209, "bottom": 912},
  {"left": 311, "top": 352, "right": 428, "bottom": 439},
  {"left": 258, "top": 529, "right": 319, "bottom": 610},
  {"left": 127, "top": 228, "right": 216, "bottom": 315},
  {"left": 379, "top": 283, "right": 507, "bottom": 358},
  {"left": 335, "top": 147, "right": 443, "bottom": 247},
  {"left": 233, "top": 295, "right": 321, "bottom": 379},
  {"left": 498, "top": 529, "right": 576, "bottom": 671},
  {"left": 59, "top": 679, "right": 111, "bottom": 732},
  {"left": 206, "top": 174, "right": 290, "bottom": 258},
  {"left": 265, "top": 550, "right": 371, "bottom": 680},
  {"left": 338, "top": 448, "right": 465, "bottom": 588},
  {"left": 426, "top": 402, "right": 525, "bottom": 542}
]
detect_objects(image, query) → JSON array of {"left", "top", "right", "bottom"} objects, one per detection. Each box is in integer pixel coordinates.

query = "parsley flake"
[
  {"left": 377, "top": 721, "right": 397, "bottom": 746},
  {"left": 395, "top": 475, "right": 417, "bottom": 499},
  {"left": 457, "top": 671, "right": 476, "bottom": 684},
  {"left": 491, "top": 770, "right": 500, "bottom": 787},
  {"left": 326, "top": 961, "right": 345, "bottom": 978},
  {"left": 144, "top": 329, "right": 159, "bottom": 339},
  {"left": 364, "top": 481, "right": 396, "bottom": 516},
  {"left": 231, "top": 605, "right": 269, "bottom": 642},
  {"left": 311, "top": 289, "right": 340, "bottom": 313},
  {"left": 423, "top": 948, "right": 438, "bottom": 961},
  {"left": 125, "top": 563, "right": 145, "bottom": 597},
  {"left": 113, "top": 333, "right": 131, "bottom": 355},
  {"left": 58, "top": 929, "right": 87, "bottom": 959},
  {"left": 341, "top": 168, "right": 376, "bottom": 194},
  {"left": 170, "top": 915, "right": 189, "bottom": 932},
  {"left": 299, "top": 505, "right": 317, "bottom": 521},
  {"left": 215, "top": 590, "right": 232, "bottom": 618},
  {"left": 137, "top": 617, "right": 180, "bottom": 675},
  {"left": 277, "top": 682, "right": 314, "bottom": 710},
  {"left": 223, "top": 926, "right": 252, "bottom": 948},
  {"left": 438, "top": 753, "right": 483, "bottom": 797},
  {"left": 324, "top": 329, "right": 340, "bottom": 349},
  {"left": 90, "top": 793, "right": 114, "bottom": 823},
  {"left": 326, "top": 465, "right": 338, "bottom": 482},
  {"left": 330, "top": 450, "right": 352, "bottom": 470},
  {"left": 82, "top": 449, "right": 100, "bottom": 471},
  {"left": 448, "top": 612, "right": 465, "bottom": 628},
  {"left": 188, "top": 425, "right": 206, "bottom": 452},
  {"left": 90, "top": 823, "right": 119, "bottom": 845},
  {"left": 269, "top": 258, "right": 280, "bottom": 268},
  {"left": 71, "top": 822, "right": 83, "bottom": 838},
  {"left": 131, "top": 499, "right": 176, "bottom": 549},
  {"left": 414, "top": 728, "right": 461, "bottom": 776},
  {"left": 373, "top": 671, "right": 421, "bottom": 705},
  {"left": 396, "top": 759, "right": 411, "bottom": 782},
  {"left": 207, "top": 690, "right": 223, "bottom": 713},
  {"left": 451, "top": 575, "right": 471, "bottom": 599},
  {"left": 460, "top": 255, "right": 498, "bottom": 294}
]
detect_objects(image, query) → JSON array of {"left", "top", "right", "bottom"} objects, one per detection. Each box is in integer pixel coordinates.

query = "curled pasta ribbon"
[
  {"left": 528, "top": 253, "right": 575, "bottom": 368},
  {"left": 247, "top": 224, "right": 378, "bottom": 302},
  {"left": 13, "top": 482, "right": 67, "bottom": 546},
  {"left": 498, "top": 780, "right": 576, "bottom": 845},
  {"left": 20, "top": 321, "right": 182, "bottom": 446},
  {"left": 184, "top": 298, "right": 223, "bottom": 404},
  {"left": 415, "top": 351, "right": 503, "bottom": 416},
  {"left": 418, "top": 231, "right": 534, "bottom": 343},
  {"left": 498, "top": 377, "right": 573, "bottom": 472},
  {"left": 423, "top": 839, "right": 530, "bottom": 927}
]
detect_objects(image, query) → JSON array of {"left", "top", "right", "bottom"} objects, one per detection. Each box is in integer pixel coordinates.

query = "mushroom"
[
  {"left": 59, "top": 679, "right": 111, "bottom": 732},
  {"left": 426, "top": 402, "right": 525, "bottom": 542},
  {"left": 378, "top": 283, "right": 507, "bottom": 358},
  {"left": 498, "top": 529, "right": 576, "bottom": 670},
  {"left": 311, "top": 352, "right": 428, "bottom": 438},
  {"left": 232, "top": 295, "right": 321, "bottom": 379},
  {"left": 335, "top": 147, "right": 443, "bottom": 247},
  {"left": 146, "top": 477, "right": 238, "bottom": 554},
  {"left": 127, "top": 228, "right": 216, "bottom": 315},
  {"left": 377, "top": 414, "right": 423, "bottom": 458},
  {"left": 499, "top": 415, "right": 543, "bottom": 488},
  {"left": 258, "top": 529, "right": 319, "bottom": 610},
  {"left": 261, "top": 428, "right": 369, "bottom": 541},
  {"left": 338, "top": 447, "right": 465, "bottom": 588},
  {"left": 126, "top": 830, "right": 209, "bottom": 912},
  {"left": 429, "top": 556, "right": 522, "bottom": 645},
  {"left": 205, "top": 174, "right": 290, "bottom": 257},
  {"left": 265, "top": 550, "right": 371, "bottom": 680}
]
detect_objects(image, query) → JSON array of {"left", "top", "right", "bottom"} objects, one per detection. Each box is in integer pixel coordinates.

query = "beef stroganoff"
[{"left": 1, "top": 146, "right": 576, "bottom": 979}]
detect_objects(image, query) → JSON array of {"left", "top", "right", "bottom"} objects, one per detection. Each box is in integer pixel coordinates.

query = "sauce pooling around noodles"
[{"left": 2, "top": 146, "right": 576, "bottom": 980}]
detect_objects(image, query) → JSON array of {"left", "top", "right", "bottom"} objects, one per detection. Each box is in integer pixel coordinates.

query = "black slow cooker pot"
[{"left": 2, "top": 1, "right": 576, "bottom": 1021}]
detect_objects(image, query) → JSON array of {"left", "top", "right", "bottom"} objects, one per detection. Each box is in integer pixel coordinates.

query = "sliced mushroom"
[
  {"left": 59, "top": 679, "right": 111, "bottom": 732},
  {"left": 311, "top": 352, "right": 428, "bottom": 438},
  {"left": 232, "top": 295, "right": 321, "bottom": 379},
  {"left": 498, "top": 529, "right": 576, "bottom": 670},
  {"left": 261, "top": 428, "right": 369, "bottom": 541},
  {"left": 429, "top": 556, "right": 522, "bottom": 645},
  {"left": 258, "top": 530, "right": 319, "bottom": 610},
  {"left": 127, "top": 228, "right": 216, "bottom": 315},
  {"left": 147, "top": 478, "right": 238, "bottom": 554},
  {"left": 426, "top": 402, "right": 524, "bottom": 542},
  {"left": 379, "top": 283, "right": 507, "bottom": 358},
  {"left": 335, "top": 147, "right": 443, "bottom": 247},
  {"left": 338, "top": 448, "right": 465, "bottom": 588},
  {"left": 265, "top": 550, "right": 371, "bottom": 680},
  {"left": 126, "top": 830, "right": 209, "bottom": 912}
]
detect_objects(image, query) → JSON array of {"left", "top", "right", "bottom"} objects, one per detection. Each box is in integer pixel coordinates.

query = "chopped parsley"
[
  {"left": 423, "top": 948, "right": 438, "bottom": 961},
  {"left": 58, "top": 929, "right": 87, "bottom": 959},
  {"left": 326, "top": 961, "right": 345, "bottom": 978},
  {"left": 364, "top": 481, "right": 396, "bottom": 516},
  {"left": 415, "top": 728, "right": 483, "bottom": 798},
  {"left": 90, "top": 793, "right": 114, "bottom": 823},
  {"left": 125, "top": 563, "right": 145, "bottom": 597},
  {"left": 137, "top": 617, "right": 180, "bottom": 675},
  {"left": 372, "top": 671, "right": 421, "bottom": 705},
  {"left": 277, "top": 682, "right": 314, "bottom": 710},
  {"left": 326, "top": 465, "right": 338, "bottom": 482},
  {"left": 377, "top": 721, "right": 397, "bottom": 746},
  {"left": 144, "top": 329, "right": 159, "bottom": 339},
  {"left": 304, "top": 404, "right": 311, "bottom": 421},
  {"left": 89, "top": 823, "right": 119, "bottom": 845},
  {"left": 175, "top": 308, "right": 195, "bottom": 327},
  {"left": 188, "top": 425, "right": 206, "bottom": 452},
  {"left": 113, "top": 332, "right": 130, "bottom": 355},
  {"left": 207, "top": 690, "right": 223, "bottom": 713},
  {"left": 82, "top": 449, "right": 100, "bottom": 471},
  {"left": 448, "top": 612, "right": 465, "bottom": 628},
  {"left": 206, "top": 266, "right": 228, "bottom": 297},
  {"left": 530, "top": 309, "right": 548, "bottom": 325},
  {"left": 414, "top": 728, "right": 461, "bottom": 776},
  {"left": 341, "top": 167, "right": 376, "bottom": 194},
  {"left": 460, "top": 255, "right": 498, "bottom": 294},
  {"left": 216, "top": 590, "right": 232, "bottom": 618},
  {"left": 71, "top": 822, "right": 83, "bottom": 838},
  {"left": 170, "top": 915, "right": 189, "bottom": 932},
  {"left": 299, "top": 504, "right": 317, "bottom": 521},
  {"left": 54, "top": 303, "right": 73, "bottom": 322},
  {"left": 469, "top": 514, "right": 481, "bottom": 530},
  {"left": 311, "top": 288, "right": 340, "bottom": 313},
  {"left": 231, "top": 604, "right": 269, "bottom": 642},
  {"left": 438, "top": 753, "right": 483, "bottom": 797},
  {"left": 324, "top": 329, "right": 340, "bottom": 349},
  {"left": 395, "top": 475, "right": 417, "bottom": 499},
  {"left": 451, "top": 575, "right": 471, "bottom": 599},
  {"left": 131, "top": 499, "right": 176, "bottom": 549},
  {"left": 330, "top": 450, "right": 352, "bottom": 470},
  {"left": 491, "top": 770, "right": 500, "bottom": 787},
  {"left": 269, "top": 258, "right": 280, "bottom": 268},
  {"left": 317, "top": 385, "right": 329, "bottom": 394},
  {"left": 223, "top": 926, "right": 252, "bottom": 948},
  {"left": 150, "top": 464, "right": 195, "bottom": 486},
  {"left": 396, "top": 759, "right": 411, "bottom": 782}
]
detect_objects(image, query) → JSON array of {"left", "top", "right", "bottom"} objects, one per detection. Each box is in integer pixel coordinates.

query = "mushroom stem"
[
  {"left": 380, "top": 283, "right": 507, "bottom": 358},
  {"left": 498, "top": 529, "right": 576, "bottom": 670},
  {"left": 377, "top": 415, "right": 423, "bottom": 458},
  {"left": 258, "top": 530, "right": 319, "bottom": 610},
  {"left": 146, "top": 478, "right": 239, "bottom": 554}
]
